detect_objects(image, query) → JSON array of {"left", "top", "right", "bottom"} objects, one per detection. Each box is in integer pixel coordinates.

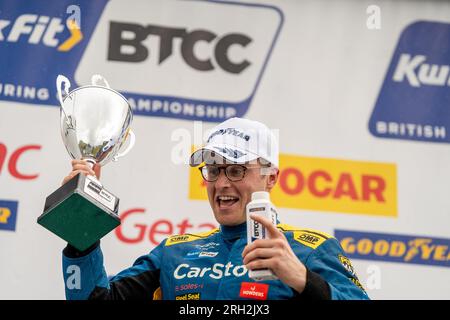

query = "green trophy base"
[{"left": 38, "top": 173, "right": 120, "bottom": 251}]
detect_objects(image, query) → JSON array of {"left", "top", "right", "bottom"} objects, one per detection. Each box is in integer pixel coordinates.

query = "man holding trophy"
[{"left": 41, "top": 76, "right": 368, "bottom": 300}]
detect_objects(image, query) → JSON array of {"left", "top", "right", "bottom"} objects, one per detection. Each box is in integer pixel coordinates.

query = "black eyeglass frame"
[{"left": 198, "top": 164, "right": 270, "bottom": 182}]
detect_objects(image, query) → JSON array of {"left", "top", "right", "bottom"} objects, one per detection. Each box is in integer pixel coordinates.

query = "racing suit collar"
[{"left": 220, "top": 222, "right": 247, "bottom": 241}]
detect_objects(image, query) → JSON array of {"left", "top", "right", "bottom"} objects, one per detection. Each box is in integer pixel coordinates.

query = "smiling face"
[{"left": 205, "top": 160, "right": 278, "bottom": 226}]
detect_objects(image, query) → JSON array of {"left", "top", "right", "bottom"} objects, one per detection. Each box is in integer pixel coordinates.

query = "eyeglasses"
[{"left": 199, "top": 164, "right": 268, "bottom": 182}]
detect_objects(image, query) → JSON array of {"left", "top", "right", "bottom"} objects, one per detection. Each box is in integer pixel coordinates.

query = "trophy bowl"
[
  {"left": 60, "top": 77, "right": 134, "bottom": 166},
  {"left": 38, "top": 75, "right": 135, "bottom": 251}
]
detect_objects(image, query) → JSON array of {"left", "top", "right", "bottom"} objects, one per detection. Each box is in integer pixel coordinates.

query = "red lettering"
[
  {"left": 9, "top": 145, "right": 41, "bottom": 180},
  {"left": 0, "top": 144, "right": 40, "bottom": 180},
  {"left": 149, "top": 219, "right": 173, "bottom": 246},
  {"left": 279, "top": 167, "right": 304, "bottom": 195},
  {"left": 177, "top": 219, "right": 193, "bottom": 235},
  {"left": 0, "top": 143, "right": 6, "bottom": 175},
  {"left": 333, "top": 173, "right": 358, "bottom": 200},
  {"left": 115, "top": 208, "right": 218, "bottom": 246},
  {"left": 362, "top": 175, "right": 386, "bottom": 202},
  {"left": 115, "top": 208, "right": 147, "bottom": 243},
  {"left": 308, "top": 170, "right": 332, "bottom": 197}
]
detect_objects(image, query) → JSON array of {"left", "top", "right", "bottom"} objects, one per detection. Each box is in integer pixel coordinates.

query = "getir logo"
[
  {"left": 0, "top": 200, "right": 18, "bottom": 231},
  {"left": 335, "top": 230, "right": 450, "bottom": 268},
  {"left": 114, "top": 208, "right": 217, "bottom": 246},
  {"left": 189, "top": 153, "right": 397, "bottom": 217},
  {"left": 369, "top": 21, "right": 450, "bottom": 143},
  {"left": 74, "top": 0, "right": 283, "bottom": 122}
]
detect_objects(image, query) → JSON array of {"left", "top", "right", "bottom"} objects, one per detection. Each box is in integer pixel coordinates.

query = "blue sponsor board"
[
  {"left": 124, "top": 92, "right": 252, "bottom": 121},
  {"left": 335, "top": 229, "right": 450, "bottom": 268},
  {"left": 369, "top": 21, "right": 450, "bottom": 143},
  {"left": 0, "top": 0, "right": 108, "bottom": 106},
  {"left": 0, "top": 200, "right": 18, "bottom": 231},
  {"left": 0, "top": 0, "right": 283, "bottom": 122}
]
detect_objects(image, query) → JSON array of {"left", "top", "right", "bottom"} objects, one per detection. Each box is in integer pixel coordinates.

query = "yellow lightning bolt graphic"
[{"left": 58, "top": 19, "right": 83, "bottom": 52}]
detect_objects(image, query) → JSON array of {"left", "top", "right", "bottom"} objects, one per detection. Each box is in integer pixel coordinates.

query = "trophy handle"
[
  {"left": 112, "top": 130, "right": 135, "bottom": 162},
  {"left": 91, "top": 74, "right": 110, "bottom": 88},
  {"left": 56, "top": 75, "right": 72, "bottom": 122}
]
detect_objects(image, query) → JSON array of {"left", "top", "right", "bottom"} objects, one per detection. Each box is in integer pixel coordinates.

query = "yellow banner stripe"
[{"left": 189, "top": 153, "right": 397, "bottom": 217}]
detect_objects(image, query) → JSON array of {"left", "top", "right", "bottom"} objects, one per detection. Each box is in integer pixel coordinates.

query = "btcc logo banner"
[
  {"left": 335, "top": 229, "right": 450, "bottom": 268},
  {"left": 77, "top": 0, "right": 283, "bottom": 122},
  {"left": 0, "top": 0, "right": 283, "bottom": 122},
  {"left": 369, "top": 21, "right": 450, "bottom": 143}
]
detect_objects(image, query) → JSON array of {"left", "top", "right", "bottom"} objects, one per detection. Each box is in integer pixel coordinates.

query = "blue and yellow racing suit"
[{"left": 62, "top": 222, "right": 369, "bottom": 300}]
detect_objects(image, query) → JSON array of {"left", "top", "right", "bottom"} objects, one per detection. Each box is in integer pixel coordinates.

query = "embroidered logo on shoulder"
[
  {"left": 338, "top": 254, "right": 356, "bottom": 276},
  {"left": 277, "top": 224, "right": 332, "bottom": 249},
  {"left": 165, "top": 229, "right": 219, "bottom": 246}
]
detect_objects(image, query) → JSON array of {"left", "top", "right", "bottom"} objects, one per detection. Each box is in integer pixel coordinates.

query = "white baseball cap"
[{"left": 190, "top": 117, "right": 279, "bottom": 168}]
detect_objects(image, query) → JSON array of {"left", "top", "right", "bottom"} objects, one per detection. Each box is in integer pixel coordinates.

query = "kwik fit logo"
[
  {"left": 369, "top": 21, "right": 450, "bottom": 143},
  {"left": 74, "top": 0, "right": 283, "bottom": 122},
  {"left": 0, "top": 10, "right": 82, "bottom": 52},
  {"left": 335, "top": 229, "right": 450, "bottom": 268},
  {"left": 0, "top": 0, "right": 108, "bottom": 106}
]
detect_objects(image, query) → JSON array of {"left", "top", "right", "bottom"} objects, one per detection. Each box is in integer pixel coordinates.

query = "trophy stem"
[
  {"left": 82, "top": 158, "right": 102, "bottom": 187},
  {"left": 84, "top": 158, "right": 96, "bottom": 169}
]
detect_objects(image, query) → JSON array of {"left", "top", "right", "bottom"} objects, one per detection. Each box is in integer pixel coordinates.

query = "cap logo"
[
  {"left": 207, "top": 128, "right": 251, "bottom": 143},
  {"left": 213, "top": 146, "right": 247, "bottom": 159}
]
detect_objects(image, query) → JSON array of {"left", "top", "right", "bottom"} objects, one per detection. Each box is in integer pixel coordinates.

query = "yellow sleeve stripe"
[
  {"left": 165, "top": 229, "right": 219, "bottom": 246},
  {"left": 277, "top": 224, "right": 333, "bottom": 249}
]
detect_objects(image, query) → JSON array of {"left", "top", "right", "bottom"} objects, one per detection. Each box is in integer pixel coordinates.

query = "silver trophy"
[{"left": 38, "top": 74, "right": 135, "bottom": 251}]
